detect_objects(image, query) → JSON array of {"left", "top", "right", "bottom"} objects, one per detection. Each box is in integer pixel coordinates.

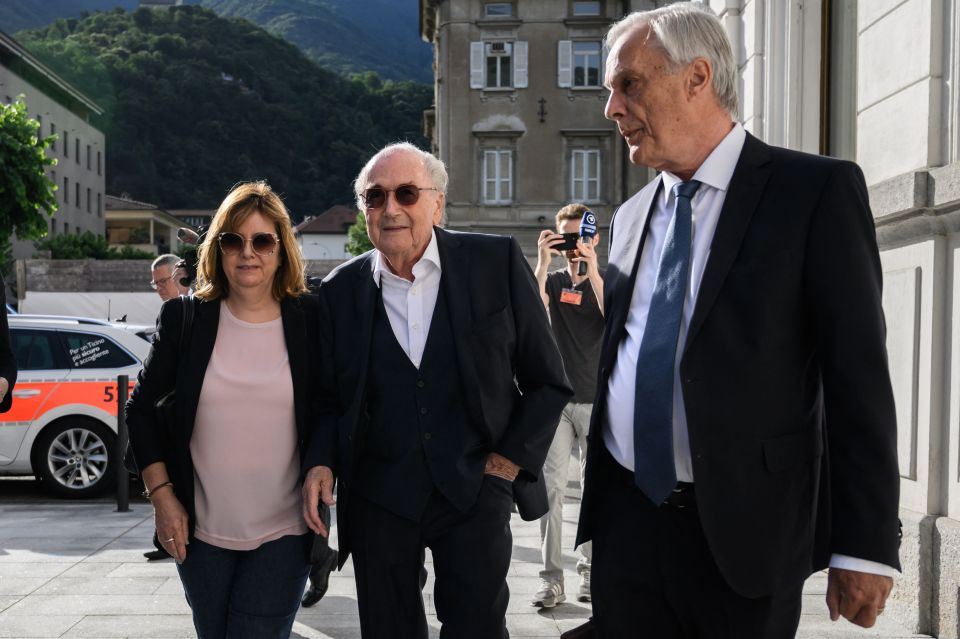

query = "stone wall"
[{"left": 15, "top": 258, "right": 347, "bottom": 296}]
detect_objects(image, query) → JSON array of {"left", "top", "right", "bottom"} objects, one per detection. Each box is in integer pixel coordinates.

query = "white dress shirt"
[
  {"left": 604, "top": 123, "right": 745, "bottom": 481},
  {"left": 371, "top": 229, "right": 442, "bottom": 369},
  {"left": 602, "top": 123, "right": 895, "bottom": 577}
]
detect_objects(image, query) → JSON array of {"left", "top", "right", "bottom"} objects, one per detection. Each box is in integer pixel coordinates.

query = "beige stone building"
[
  {"left": 420, "top": 0, "right": 653, "bottom": 257},
  {"left": 0, "top": 31, "right": 106, "bottom": 259}
]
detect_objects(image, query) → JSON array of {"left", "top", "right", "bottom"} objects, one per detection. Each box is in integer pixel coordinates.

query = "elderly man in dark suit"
[
  {"left": 301, "top": 142, "right": 571, "bottom": 639},
  {"left": 575, "top": 3, "right": 900, "bottom": 638}
]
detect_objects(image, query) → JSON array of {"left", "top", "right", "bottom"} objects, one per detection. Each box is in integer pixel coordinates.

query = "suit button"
[
  {"left": 424, "top": 432, "right": 432, "bottom": 440},
  {"left": 420, "top": 407, "right": 428, "bottom": 415},
  {"left": 416, "top": 380, "right": 425, "bottom": 388}
]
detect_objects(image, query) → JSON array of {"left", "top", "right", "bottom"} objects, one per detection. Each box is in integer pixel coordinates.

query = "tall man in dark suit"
[
  {"left": 576, "top": 4, "right": 900, "bottom": 637},
  {"left": 301, "top": 143, "right": 572, "bottom": 638}
]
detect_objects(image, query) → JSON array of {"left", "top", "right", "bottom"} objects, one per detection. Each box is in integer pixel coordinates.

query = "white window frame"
[
  {"left": 571, "top": 149, "right": 601, "bottom": 203},
  {"left": 482, "top": 149, "right": 513, "bottom": 205},
  {"left": 484, "top": 2, "right": 512, "bottom": 18},
  {"left": 572, "top": 41, "right": 602, "bottom": 88},
  {"left": 485, "top": 41, "right": 513, "bottom": 88},
  {"left": 572, "top": 1, "right": 601, "bottom": 16}
]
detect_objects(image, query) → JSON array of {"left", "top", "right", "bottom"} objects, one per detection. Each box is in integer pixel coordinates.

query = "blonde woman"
[{"left": 127, "top": 181, "right": 321, "bottom": 638}]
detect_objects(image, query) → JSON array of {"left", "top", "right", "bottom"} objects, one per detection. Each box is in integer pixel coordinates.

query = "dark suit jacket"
[
  {"left": 577, "top": 133, "right": 901, "bottom": 597},
  {"left": 126, "top": 294, "right": 320, "bottom": 538},
  {"left": 0, "top": 276, "right": 17, "bottom": 413},
  {"left": 304, "top": 227, "right": 572, "bottom": 566}
]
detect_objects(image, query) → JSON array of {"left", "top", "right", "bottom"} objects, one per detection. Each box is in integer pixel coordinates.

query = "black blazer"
[
  {"left": 305, "top": 228, "right": 572, "bottom": 565},
  {"left": 0, "top": 276, "right": 17, "bottom": 413},
  {"left": 577, "top": 134, "right": 901, "bottom": 597},
  {"left": 126, "top": 294, "right": 320, "bottom": 538}
]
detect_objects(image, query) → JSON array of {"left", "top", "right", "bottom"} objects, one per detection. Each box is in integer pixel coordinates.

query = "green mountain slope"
[
  {"left": 196, "top": 0, "right": 433, "bottom": 83},
  {"left": 16, "top": 6, "right": 432, "bottom": 216},
  {"left": 0, "top": 0, "right": 433, "bottom": 84},
  {"left": 0, "top": 0, "right": 138, "bottom": 34}
]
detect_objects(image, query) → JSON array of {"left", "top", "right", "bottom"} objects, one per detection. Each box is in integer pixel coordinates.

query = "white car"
[{"left": 0, "top": 315, "right": 154, "bottom": 498}]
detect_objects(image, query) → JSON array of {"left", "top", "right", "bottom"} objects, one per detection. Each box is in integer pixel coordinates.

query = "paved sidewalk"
[{"left": 0, "top": 491, "right": 927, "bottom": 638}]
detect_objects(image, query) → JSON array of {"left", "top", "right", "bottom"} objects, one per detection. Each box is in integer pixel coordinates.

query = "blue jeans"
[{"left": 176, "top": 533, "right": 311, "bottom": 639}]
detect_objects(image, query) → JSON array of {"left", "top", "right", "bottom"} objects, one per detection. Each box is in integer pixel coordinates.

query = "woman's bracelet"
[{"left": 141, "top": 481, "right": 174, "bottom": 500}]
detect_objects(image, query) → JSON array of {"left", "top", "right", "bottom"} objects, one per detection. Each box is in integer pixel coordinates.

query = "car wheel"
[{"left": 34, "top": 419, "right": 117, "bottom": 498}]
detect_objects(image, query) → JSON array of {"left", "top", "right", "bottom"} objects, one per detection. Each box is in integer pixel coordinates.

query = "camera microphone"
[
  {"left": 177, "top": 227, "right": 200, "bottom": 244},
  {"left": 577, "top": 211, "right": 597, "bottom": 276}
]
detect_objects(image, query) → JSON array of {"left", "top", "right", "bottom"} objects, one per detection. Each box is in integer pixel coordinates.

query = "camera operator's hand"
[
  {"left": 535, "top": 230, "right": 565, "bottom": 311},
  {"left": 536, "top": 229, "right": 564, "bottom": 266},
  {"left": 572, "top": 238, "right": 599, "bottom": 278}
]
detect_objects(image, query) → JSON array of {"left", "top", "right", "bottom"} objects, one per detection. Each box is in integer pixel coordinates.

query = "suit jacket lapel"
[
  {"left": 685, "top": 133, "right": 772, "bottom": 349},
  {"left": 434, "top": 228, "right": 487, "bottom": 430},
  {"left": 605, "top": 175, "right": 661, "bottom": 359},
  {"left": 351, "top": 254, "right": 378, "bottom": 413}
]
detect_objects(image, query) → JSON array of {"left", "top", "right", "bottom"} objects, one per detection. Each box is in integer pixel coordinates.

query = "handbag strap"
[{"left": 178, "top": 294, "right": 195, "bottom": 352}]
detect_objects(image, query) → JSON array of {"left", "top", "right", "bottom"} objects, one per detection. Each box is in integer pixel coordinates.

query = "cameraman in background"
[
  {"left": 150, "top": 254, "right": 191, "bottom": 303},
  {"left": 531, "top": 203, "right": 604, "bottom": 608}
]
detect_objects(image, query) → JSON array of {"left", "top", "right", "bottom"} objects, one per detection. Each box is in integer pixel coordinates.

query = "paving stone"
[
  {"left": 0, "top": 614, "right": 83, "bottom": 638},
  {"left": 60, "top": 614, "right": 195, "bottom": 638}
]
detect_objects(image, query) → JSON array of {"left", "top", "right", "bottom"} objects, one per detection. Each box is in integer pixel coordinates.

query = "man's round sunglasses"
[
  {"left": 361, "top": 184, "right": 438, "bottom": 209},
  {"left": 217, "top": 232, "right": 279, "bottom": 256}
]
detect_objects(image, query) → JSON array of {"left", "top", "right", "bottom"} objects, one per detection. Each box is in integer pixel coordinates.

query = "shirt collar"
[
  {"left": 661, "top": 122, "right": 746, "bottom": 201},
  {"left": 372, "top": 227, "right": 442, "bottom": 287}
]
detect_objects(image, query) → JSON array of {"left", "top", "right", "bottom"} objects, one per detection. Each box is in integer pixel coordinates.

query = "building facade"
[
  {"left": 0, "top": 31, "right": 106, "bottom": 259},
  {"left": 426, "top": 0, "right": 960, "bottom": 636},
  {"left": 420, "top": 0, "right": 654, "bottom": 257},
  {"left": 294, "top": 205, "right": 355, "bottom": 260}
]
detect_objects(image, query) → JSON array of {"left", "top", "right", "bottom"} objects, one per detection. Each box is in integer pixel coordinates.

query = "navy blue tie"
[{"left": 633, "top": 180, "right": 701, "bottom": 505}]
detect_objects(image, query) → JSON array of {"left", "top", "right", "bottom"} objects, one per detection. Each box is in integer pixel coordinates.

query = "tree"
[
  {"left": 346, "top": 212, "right": 373, "bottom": 256},
  {"left": 33, "top": 231, "right": 154, "bottom": 260},
  {"left": 0, "top": 97, "right": 57, "bottom": 245}
]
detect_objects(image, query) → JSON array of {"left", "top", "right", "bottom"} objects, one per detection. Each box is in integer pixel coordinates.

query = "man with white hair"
[
  {"left": 576, "top": 3, "right": 900, "bottom": 637},
  {"left": 302, "top": 143, "right": 571, "bottom": 638}
]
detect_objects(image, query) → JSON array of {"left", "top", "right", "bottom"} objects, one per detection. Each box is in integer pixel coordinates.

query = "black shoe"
[
  {"left": 301, "top": 549, "right": 338, "bottom": 607},
  {"left": 143, "top": 548, "right": 171, "bottom": 561}
]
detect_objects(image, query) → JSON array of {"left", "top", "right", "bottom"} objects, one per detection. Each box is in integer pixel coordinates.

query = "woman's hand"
[{"left": 152, "top": 491, "right": 189, "bottom": 562}]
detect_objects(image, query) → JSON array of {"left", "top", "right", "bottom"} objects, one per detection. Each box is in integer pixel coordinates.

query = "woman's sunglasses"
[
  {"left": 217, "top": 232, "right": 279, "bottom": 256},
  {"left": 361, "top": 184, "right": 438, "bottom": 209}
]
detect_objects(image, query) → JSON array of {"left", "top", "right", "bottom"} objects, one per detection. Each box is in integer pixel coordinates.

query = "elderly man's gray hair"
[
  {"left": 151, "top": 253, "right": 181, "bottom": 271},
  {"left": 605, "top": 2, "right": 739, "bottom": 119},
  {"left": 353, "top": 142, "right": 449, "bottom": 212}
]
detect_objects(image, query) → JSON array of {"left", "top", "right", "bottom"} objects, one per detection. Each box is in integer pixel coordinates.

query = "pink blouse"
[{"left": 190, "top": 301, "right": 306, "bottom": 550}]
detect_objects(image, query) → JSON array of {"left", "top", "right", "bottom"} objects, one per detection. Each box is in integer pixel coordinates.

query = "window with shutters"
[
  {"left": 470, "top": 41, "right": 528, "bottom": 90},
  {"left": 482, "top": 149, "right": 513, "bottom": 204},
  {"left": 63, "top": 177, "right": 68, "bottom": 204},
  {"left": 75, "top": 181, "right": 80, "bottom": 208},
  {"left": 571, "top": 149, "right": 601, "bottom": 203},
  {"left": 50, "top": 123, "right": 56, "bottom": 153},
  {"left": 559, "top": 40, "right": 602, "bottom": 88},
  {"left": 75, "top": 138, "right": 80, "bottom": 164}
]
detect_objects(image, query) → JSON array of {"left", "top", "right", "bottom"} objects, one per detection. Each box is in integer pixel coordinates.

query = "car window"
[
  {"left": 59, "top": 331, "right": 138, "bottom": 369},
  {"left": 10, "top": 329, "right": 63, "bottom": 371}
]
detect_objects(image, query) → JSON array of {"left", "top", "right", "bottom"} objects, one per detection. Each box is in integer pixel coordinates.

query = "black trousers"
[
  {"left": 349, "top": 474, "right": 514, "bottom": 639},
  {"left": 590, "top": 444, "right": 803, "bottom": 639}
]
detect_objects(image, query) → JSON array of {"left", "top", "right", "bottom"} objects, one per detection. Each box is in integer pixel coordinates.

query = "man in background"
[
  {"left": 150, "top": 254, "right": 189, "bottom": 302},
  {"left": 531, "top": 203, "right": 604, "bottom": 608}
]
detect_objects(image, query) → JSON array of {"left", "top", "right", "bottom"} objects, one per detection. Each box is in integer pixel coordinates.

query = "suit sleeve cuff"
[{"left": 829, "top": 554, "right": 899, "bottom": 577}]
